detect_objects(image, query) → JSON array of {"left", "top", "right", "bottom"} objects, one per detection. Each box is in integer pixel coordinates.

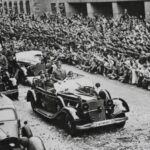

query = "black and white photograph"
[{"left": 0, "top": 0, "right": 150, "bottom": 150}]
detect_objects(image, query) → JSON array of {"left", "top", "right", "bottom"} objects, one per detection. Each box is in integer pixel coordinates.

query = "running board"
[{"left": 34, "top": 108, "right": 54, "bottom": 119}]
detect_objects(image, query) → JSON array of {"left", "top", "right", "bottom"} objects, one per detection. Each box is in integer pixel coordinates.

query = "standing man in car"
[{"left": 52, "top": 60, "right": 67, "bottom": 82}]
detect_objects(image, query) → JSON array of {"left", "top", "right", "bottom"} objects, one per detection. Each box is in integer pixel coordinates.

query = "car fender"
[
  {"left": 112, "top": 98, "right": 130, "bottom": 114},
  {"left": 57, "top": 96, "right": 65, "bottom": 107},
  {"left": 103, "top": 89, "right": 112, "bottom": 99},
  {"left": 20, "top": 137, "right": 46, "bottom": 150},
  {"left": 98, "top": 89, "right": 112, "bottom": 100},
  {"left": 26, "top": 90, "right": 36, "bottom": 102},
  {"left": 118, "top": 98, "right": 129, "bottom": 112},
  {"left": 62, "top": 107, "right": 79, "bottom": 120},
  {"left": 28, "top": 137, "right": 46, "bottom": 150}
]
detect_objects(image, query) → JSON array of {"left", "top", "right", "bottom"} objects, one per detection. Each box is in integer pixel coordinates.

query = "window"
[
  {"left": 0, "top": 109, "right": 16, "bottom": 121},
  {"left": 51, "top": 3, "right": 56, "bottom": 14},
  {"left": 59, "top": 3, "right": 65, "bottom": 16}
]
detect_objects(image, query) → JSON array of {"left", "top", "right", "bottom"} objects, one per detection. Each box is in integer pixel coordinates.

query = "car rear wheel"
[{"left": 64, "top": 114, "right": 76, "bottom": 136}]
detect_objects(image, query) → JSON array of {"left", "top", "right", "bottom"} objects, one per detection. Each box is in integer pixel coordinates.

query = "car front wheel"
[{"left": 115, "top": 113, "right": 126, "bottom": 128}]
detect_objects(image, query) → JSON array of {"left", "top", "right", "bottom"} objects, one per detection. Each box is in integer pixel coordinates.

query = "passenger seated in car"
[
  {"left": 29, "top": 58, "right": 46, "bottom": 76},
  {"left": 44, "top": 73, "right": 54, "bottom": 90},
  {"left": 52, "top": 60, "right": 67, "bottom": 83},
  {"left": 39, "top": 71, "right": 54, "bottom": 90},
  {"left": 46, "top": 60, "right": 53, "bottom": 75},
  {"left": 39, "top": 72, "right": 46, "bottom": 88}
]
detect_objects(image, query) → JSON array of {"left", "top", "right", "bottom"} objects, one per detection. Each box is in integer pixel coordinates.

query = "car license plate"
[{"left": 94, "top": 120, "right": 113, "bottom": 127}]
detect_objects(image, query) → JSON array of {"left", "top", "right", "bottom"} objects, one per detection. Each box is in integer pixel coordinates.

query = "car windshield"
[{"left": 0, "top": 109, "right": 16, "bottom": 121}]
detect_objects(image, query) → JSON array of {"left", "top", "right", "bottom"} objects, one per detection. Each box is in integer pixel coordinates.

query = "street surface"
[{"left": 14, "top": 65, "right": 150, "bottom": 150}]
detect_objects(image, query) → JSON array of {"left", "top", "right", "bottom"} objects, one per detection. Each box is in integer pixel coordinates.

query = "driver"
[
  {"left": 44, "top": 73, "right": 54, "bottom": 90},
  {"left": 52, "top": 60, "right": 67, "bottom": 82}
]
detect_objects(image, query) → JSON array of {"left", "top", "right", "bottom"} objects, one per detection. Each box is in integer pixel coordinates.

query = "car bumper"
[{"left": 76, "top": 117, "right": 128, "bottom": 130}]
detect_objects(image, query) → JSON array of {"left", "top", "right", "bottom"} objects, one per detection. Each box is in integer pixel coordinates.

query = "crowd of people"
[{"left": 0, "top": 10, "right": 150, "bottom": 90}]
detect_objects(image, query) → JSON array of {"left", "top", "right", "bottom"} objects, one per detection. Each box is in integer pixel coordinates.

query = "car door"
[{"left": 44, "top": 92, "right": 58, "bottom": 113}]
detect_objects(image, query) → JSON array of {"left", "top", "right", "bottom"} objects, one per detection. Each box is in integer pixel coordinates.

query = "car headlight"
[
  {"left": 9, "top": 143, "right": 15, "bottom": 147},
  {"left": 82, "top": 103, "right": 89, "bottom": 111},
  {"left": 107, "top": 100, "right": 113, "bottom": 106}
]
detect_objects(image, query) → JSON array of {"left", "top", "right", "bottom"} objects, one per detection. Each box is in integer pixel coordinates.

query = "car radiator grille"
[{"left": 88, "top": 101, "right": 106, "bottom": 122}]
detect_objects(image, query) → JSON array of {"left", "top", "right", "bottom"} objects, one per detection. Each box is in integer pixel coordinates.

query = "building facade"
[
  {"left": 1, "top": 0, "right": 150, "bottom": 19},
  {"left": 1, "top": 0, "right": 31, "bottom": 15},
  {"left": 49, "top": 0, "right": 150, "bottom": 19}
]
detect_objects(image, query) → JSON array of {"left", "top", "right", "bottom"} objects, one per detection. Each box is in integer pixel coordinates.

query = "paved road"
[{"left": 14, "top": 65, "right": 150, "bottom": 150}]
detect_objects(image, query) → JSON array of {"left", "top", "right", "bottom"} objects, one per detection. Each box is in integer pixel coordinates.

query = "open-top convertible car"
[
  {"left": 26, "top": 73, "right": 129, "bottom": 136},
  {"left": 15, "top": 50, "right": 46, "bottom": 86},
  {"left": 16, "top": 50, "right": 44, "bottom": 76},
  {"left": 0, "top": 93, "right": 46, "bottom": 150},
  {"left": 16, "top": 50, "right": 42, "bottom": 67}
]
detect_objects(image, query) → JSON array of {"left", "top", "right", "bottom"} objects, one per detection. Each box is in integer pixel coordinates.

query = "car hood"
[
  {"left": 55, "top": 78, "right": 97, "bottom": 101},
  {"left": 0, "top": 121, "right": 18, "bottom": 140}
]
